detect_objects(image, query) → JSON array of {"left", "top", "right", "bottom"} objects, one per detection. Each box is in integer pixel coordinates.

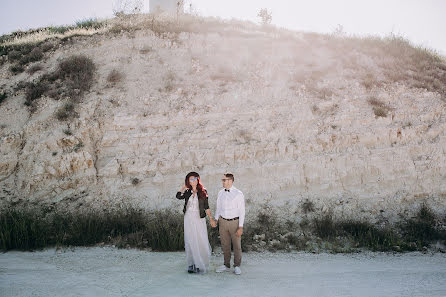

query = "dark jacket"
[{"left": 176, "top": 189, "right": 209, "bottom": 218}]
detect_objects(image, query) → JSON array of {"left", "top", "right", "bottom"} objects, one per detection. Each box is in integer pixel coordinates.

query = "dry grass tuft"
[
  {"left": 139, "top": 46, "right": 152, "bottom": 54},
  {"left": 0, "top": 22, "right": 106, "bottom": 48},
  {"left": 367, "top": 97, "right": 387, "bottom": 108},
  {"left": 159, "top": 71, "right": 177, "bottom": 93},
  {"left": 353, "top": 35, "right": 446, "bottom": 99},
  {"left": 24, "top": 80, "right": 48, "bottom": 105},
  {"left": 55, "top": 102, "right": 77, "bottom": 121},
  {"left": 22, "top": 54, "right": 95, "bottom": 110},
  {"left": 107, "top": 69, "right": 124, "bottom": 84},
  {"left": 362, "top": 73, "right": 381, "bottom": 89},
  {"left": 302, "top": 199, "right": 315, "bottom": 214},
  {"left": 57, "top": 55, "right": 95, "bottom": 95},
  {"left": 367, "top": 96, "right": 392, "bottom": 118},
  {"left": 9, "top": 64, "right": 25, "bottom": 74},
  {"left": 26, "top": 63, "right": 43, "bottom": 74},
  {"left": 373, "top": 107, "right": 388, "bottom": 118}
]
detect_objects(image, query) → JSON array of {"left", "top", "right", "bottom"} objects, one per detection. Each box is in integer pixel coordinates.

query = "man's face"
[{"left": 221, "top": 176, "right": 233, "bottom": 189}]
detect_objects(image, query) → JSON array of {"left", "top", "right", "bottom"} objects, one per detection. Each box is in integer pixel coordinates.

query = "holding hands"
[
  {"left": 180, "top": 180, "right": 217, "bottom": 228},
  {"left": 235, "top": 227, "right": 243, "bottom": 237}
]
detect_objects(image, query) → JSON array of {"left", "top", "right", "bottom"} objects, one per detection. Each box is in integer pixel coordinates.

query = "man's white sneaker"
[
  {"left": 234, "top": 266, "right": 241, "bottom": 275},
  {"left": 216, "top": 265, "right": 229, "bottom": 273}
]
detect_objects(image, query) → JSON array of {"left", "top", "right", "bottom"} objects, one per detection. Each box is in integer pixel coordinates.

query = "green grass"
[
  {"left": 313, "top": 214, "right": 338, "bottom": 240},
  {"left": 339, "top": 221, "right": 400, "bottom": 251},
  {"left": 75, "top": 18, "right": 103, "bottom": 30},
  {"left": 245, "top": 202, "right": 445, "bottom": 253},
  {"left": 45, "top": 19, "right": 103, "bottom": 35},
  {"left": 1, "top": 203, "right": 444, "bottom": 253},
  {"left": 400, "top": 203, "right": 445, "bottom": 249},
  {"left": 0, "top": 206, "right": 184, "bottom": 252},
  {"left": 48, "top": 25, "right": 73, "bottom": 34}
]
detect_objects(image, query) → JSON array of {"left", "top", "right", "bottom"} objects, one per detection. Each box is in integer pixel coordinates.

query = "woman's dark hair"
[{"left": 185, "top": 172, "right": 208, "bottom": 200}]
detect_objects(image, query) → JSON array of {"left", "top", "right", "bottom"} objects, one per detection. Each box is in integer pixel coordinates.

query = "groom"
[{"left": 211, "top": 172, "right": 245, "bottom": 275}]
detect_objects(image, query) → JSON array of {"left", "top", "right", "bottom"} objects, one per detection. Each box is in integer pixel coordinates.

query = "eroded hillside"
[{"left": 1, "top": 14, "right": 445, "bottom": 221}]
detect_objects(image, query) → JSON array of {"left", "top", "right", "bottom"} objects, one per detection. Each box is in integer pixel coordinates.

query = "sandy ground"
[{"left": 1, "top": 247, "right": 446, "bottom": 297}]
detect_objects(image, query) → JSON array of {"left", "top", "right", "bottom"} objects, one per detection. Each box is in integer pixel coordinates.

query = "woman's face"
[{"left": 189, "top": 176, "right": 199, "bottom": 188}]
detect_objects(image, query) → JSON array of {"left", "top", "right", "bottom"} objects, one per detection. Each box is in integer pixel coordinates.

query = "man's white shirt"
[{"left": 215, "top": 186, "right": 245, "bottom": 227}]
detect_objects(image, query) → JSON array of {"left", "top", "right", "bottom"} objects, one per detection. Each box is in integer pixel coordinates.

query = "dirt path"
[{"left": 1, "top": 247, "right": 445, "bottom": 297}]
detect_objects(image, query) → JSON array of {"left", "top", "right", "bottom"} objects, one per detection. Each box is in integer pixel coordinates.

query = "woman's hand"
[
  {"left": 179, "top": 185, "right": 187, "bottom": 193},
  {"left": 210, "top": 219, "right": 217, "bottom": 228}
]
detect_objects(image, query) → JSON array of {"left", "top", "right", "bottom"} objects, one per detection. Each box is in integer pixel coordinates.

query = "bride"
[{"left": 176, "top": 172, "right": 216, "bottom": 273}]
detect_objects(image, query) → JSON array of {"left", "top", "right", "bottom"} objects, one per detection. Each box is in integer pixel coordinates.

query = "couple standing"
[{"left": 176, "top": 172, "right": 245, "bottom": 275}]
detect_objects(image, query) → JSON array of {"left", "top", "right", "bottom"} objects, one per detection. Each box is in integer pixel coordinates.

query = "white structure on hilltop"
[{"left": 150, "top": 0, "right": 184, "bottom": 14}]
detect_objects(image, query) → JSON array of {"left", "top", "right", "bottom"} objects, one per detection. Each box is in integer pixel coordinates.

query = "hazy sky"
[{"left": 1, "top": 0, "right": 445, "bottom": 55}]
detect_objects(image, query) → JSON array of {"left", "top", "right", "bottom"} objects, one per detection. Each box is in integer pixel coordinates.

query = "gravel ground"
[{"left": 1, "top": 247, "right": 446, "bottom": 297}]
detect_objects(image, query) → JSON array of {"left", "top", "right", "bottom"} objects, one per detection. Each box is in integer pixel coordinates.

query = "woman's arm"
[
  {"left": 176, "top": 191, "right": 184, "bottom": 199},
  {"left": 176, "top": 185, "right": 188, "bottom": 200},
  {"left": 206, "top": 208, "right": 217, "bottom": 227},
  {"left": 203, "top": 190, "right": 217, "bottom": 226},
  {"left": 203, "top": 190, "right": 210, "bottom": 209}
]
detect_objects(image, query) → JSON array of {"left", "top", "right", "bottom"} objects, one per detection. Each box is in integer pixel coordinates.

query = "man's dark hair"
[{"left": 224, "top": 172, "right": 234, "bottom": 182}]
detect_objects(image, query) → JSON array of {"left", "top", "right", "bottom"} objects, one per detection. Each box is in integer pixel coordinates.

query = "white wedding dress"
[{"left": 184, "top": 193, "right": 211, "bottom": 273}]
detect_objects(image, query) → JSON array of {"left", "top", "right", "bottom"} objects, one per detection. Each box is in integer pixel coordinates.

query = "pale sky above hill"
[{"left": 1, "top": 0, "right": 445, "bottom": 55}]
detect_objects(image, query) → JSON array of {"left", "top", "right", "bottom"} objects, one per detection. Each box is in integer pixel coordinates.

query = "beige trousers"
[{"left": 218, "top": 216, "right": 242, "bottom": 268}]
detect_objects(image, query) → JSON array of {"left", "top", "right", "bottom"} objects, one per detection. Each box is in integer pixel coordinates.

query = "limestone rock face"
[
  {"left": 0, "top": 133, "right": 22, "bottom": 181},
  {"left": 1, "top": 19, "right": 445, "bottom": 220}
]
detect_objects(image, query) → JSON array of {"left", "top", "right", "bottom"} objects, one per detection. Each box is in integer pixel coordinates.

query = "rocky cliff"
[{"left": 1, "top": 15, "right": 445, "bottom": 221}]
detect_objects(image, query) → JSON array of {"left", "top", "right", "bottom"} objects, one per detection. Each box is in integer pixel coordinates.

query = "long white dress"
[{"left": 184, "top": 193, "right": 211, "bottom": 273}]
